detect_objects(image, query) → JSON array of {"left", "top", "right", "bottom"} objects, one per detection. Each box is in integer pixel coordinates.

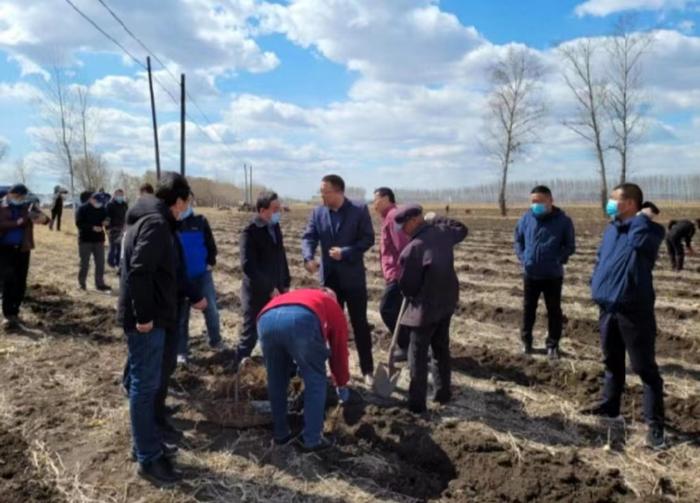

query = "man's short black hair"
[
  {"left": 322, "top": 174, "right": 345, "bottom": 193},
  {"left": 80, "top": 190, "right": 92, "bottom": 204},
  {"left": 613, "top": 183, "right": 643, "bottom": 210},
  {"left": 641, "top": 201, "right": 660, "bottom": 215},
  {"left": 114, "top": 188, "right": 124, "bottom": 194},
  {"left": 139, "top": 183, "right": 154, "bottom": 194},
  {"left": 155, "top": 172, "right": 191, "bottom": 208},
  {"left": 531, "top": 185, "right": 552, "bottom": 197},
  {"left": 256, "top": 191, "right": 279, "bottom": 212},
  {"left": 374, "top": 187, "right": 396, "bottom": 204}
]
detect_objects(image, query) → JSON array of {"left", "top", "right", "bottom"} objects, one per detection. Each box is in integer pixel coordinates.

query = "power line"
[
  {"left": 94, "top": 0, "right": 237, "bottom": 157},
  {"left": 62, "top": 0, "right": 239, "bottom": 159}
]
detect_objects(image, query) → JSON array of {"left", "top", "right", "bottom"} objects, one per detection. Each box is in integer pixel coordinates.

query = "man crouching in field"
[
  {"left": 396, "top": 205, "right": 468, "bottom": 413},
  {"left": 118, "top": 172, "right": 205, "bottom": 485},
  {"left": 586, "top": 183, "right": 667, "bottom": 450}
]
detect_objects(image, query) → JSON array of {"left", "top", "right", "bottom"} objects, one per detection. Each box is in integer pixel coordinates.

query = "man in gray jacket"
[{"left": 396, "top": 205, "right": 468, "bottom": 413}]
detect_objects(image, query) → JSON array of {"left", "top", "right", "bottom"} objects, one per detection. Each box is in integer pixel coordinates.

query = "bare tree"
[
  {"left": 37, "top": 67, "right": 78, "bottom": 201},
  {"left": 559, "top": 39, "right": 610, "bottom": 214},
  {"left": 483, "top": 47, "right": 547, "bottom": 216},
  {"left": 607, "top": 16, "right": 653, "bottom": 184},
  {"left": 74, "top": 152, "right": 110, "bottom": 192},
  {"left": 14, "top": 159, "right": 31, "bottom": 186}
]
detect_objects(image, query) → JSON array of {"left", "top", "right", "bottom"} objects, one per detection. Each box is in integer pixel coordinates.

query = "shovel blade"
[{"left": 373, "top": 363, "right": 401, "bottom": 398}]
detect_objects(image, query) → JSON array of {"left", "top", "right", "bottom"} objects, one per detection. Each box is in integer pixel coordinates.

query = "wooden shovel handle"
[{"left": 387, "top": 297, "right": 408, "bottom": 375}]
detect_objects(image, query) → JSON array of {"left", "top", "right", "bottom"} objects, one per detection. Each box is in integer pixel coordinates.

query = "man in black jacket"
[
  {"left": 396, "top": 205, "right": 468, "bottom": 413},
  {"left": 666, "top": 219, "right": 697, "bottom": 272},
  {"left": 75, "top": 192, "right": 110, "bottom": 291},
  {"left": 48, "top": 186, "right": 65, "bottom": 231},
  {"left": 106, "top": 189, "right": 128, "bottom": 269},
  {"left": 235, "top": 191, "right": 290, "bottom": 365},
  {"left": 118, "top": 172, "right": 205, "bottom": 485}
]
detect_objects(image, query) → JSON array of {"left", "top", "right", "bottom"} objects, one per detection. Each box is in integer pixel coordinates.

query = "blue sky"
[{"left": 0, "top": 0, "right": 699, "bottom": 198}]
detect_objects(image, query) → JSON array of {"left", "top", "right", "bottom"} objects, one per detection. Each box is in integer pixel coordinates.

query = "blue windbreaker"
[
  {"left": 591, "top": 214, "right": 665, "bottom": 313},
  {"left": 514, "top": 207, "right": 576, "bottom": 279}
]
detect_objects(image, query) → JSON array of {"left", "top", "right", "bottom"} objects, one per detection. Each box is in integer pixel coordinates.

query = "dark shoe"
[
  {"left": 521, "top": 341, "right": 533, "bottom": 355},
  {"left": 646, "top": 424, "right": 666, "bottom": 450},
  {"left": 78, "top": 284, "right": 87, "bottom": 291},
  {"left": 273, "top": 432, "right": 299, "bottom": 447},
  {"left": 392, "top": 347, "right": 408, "bottom": 363},
  {"left": 96, "top": 284, "right": 112, "bottom": 292},
  {"left": 547, "top": 347, "right": 561, "bottom": 361},
  {"left": 433, "top": 390, "right": 452, "bottom": 405},
  {"left": 137, "top": 456, "right": 182, "bottom": 486},
  {"left": 580, "top": 403, "right": 622, "bottom": 421},
  {"left": 132, "top": 443, "right": 179, "bottom": 462},
  {"left": 296, "top": 435, "right": 335, "bottom": 453},
  {"left": 3, "top": 316, "right": 21, "bottom": 331}
]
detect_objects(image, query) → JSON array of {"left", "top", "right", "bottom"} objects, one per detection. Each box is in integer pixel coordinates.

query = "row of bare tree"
[
  {"left": 485, "top": 17, "right": 654, "bottom": 216},
  {"left": 396, "top": 174, "right": 700, "bottom": 205}
]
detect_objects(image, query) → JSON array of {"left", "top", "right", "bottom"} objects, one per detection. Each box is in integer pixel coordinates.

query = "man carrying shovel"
[{"left": 394, "top": 205, "right": 468, "bottom": 414}]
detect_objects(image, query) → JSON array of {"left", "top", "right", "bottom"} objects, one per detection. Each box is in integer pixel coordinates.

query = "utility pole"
[
  {"left": 147, "top": 56, "right": 161, "bottom": 180},
  {"left": 180, "top": 73, "right": 186, "bottom": 176}
]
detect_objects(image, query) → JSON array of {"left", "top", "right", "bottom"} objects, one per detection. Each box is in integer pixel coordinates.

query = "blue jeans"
[
  {"left": 126, "top": 327, "right": 165, "bottom": 464},
  {"left": 258, "top": 305, "right": 329, "bottom": 447},
  {"left": 177, "top": 271, "right": 221, "bottom": 356},
  {"left": 107, "top": 227, "right": 123, "bottom": 268}
]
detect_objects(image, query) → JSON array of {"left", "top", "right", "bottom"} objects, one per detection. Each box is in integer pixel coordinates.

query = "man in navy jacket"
[
  {"left": 302, "top": 174, "right": 375, "bottom": 380},
  {"left": 588, "top": 183, "right": 666, "bottom": 450},
  {"left": 514, "top": 186, "right": 576, "bottom": 359}
]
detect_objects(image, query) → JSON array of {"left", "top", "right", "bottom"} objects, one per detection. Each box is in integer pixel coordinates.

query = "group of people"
[{"left": 0, "top": 173, "right": 696, "bottom": 487}]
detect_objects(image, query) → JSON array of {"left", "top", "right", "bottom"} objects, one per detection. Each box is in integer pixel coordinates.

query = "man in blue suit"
[{"left": 302, "top": 175, "right": 376, "bottom": 382}]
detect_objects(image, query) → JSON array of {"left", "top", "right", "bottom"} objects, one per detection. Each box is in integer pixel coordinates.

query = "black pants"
[
  {"left": 325, "top": 276, "right": 374, "bottom": 375},
  {"left": 78, "top": 242, "right": 106, "bottom": 288},
  {"left": 236, "top": 292, "right": 269, "bottom": 361},
  {"left": 49, "top": 209, "right": 62, "bottom": 231},
  {"left": 0, "top": 247, "right": 30, "bottom": 318},
  {"left": 408, "top": 315, "right": 452, "bottom": 413},
  {"left": 379, "top": 281, "right": 410, "bottom": 351},
  {"left": 521, "top": 276, "right": 563, "bottom": 349},
  {"left": 666, "top": 237, "right": 685, "bottom": 271},
  {"left": 600, "top": 310, "right": 664, "bottom": 427}
]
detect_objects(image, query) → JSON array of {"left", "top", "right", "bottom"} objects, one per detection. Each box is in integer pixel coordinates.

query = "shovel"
[{"left": 373, "top": 297, "right": 407, "bottom": 398}]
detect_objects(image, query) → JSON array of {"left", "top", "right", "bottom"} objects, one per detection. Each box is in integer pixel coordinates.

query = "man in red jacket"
[{"left": 257, "top": 288, "right": 350, "bottom": 451}]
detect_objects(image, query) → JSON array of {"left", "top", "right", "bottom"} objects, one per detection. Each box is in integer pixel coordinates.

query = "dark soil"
[
  {"left": 452, "top": 343, "right": 700, "bottom": 439},
  {"left": 332, "top": 404, "right": 633, "bottom": 502},
  {"left": 0, "top": 428, "right": 64, "bottom": 503}
]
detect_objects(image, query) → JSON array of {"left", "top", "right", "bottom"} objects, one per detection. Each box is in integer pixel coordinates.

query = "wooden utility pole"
[
  {"left": 180, "top": 73, "right": 186, "bottom": 176},
  {"left": 147, "top": 57, "right": 161, "bottom": 180}
]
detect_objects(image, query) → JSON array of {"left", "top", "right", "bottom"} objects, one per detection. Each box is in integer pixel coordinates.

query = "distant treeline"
[{"left": 395, "top": 175, "right": 700, "bottom": 205}]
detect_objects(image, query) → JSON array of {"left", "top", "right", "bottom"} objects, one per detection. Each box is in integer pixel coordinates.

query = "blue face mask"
[
  {"left": 606, "top": 199, "right": 620, "bottom": 218},
  {"left": 92, "top": 201, "right": 103, "bottom": 209},
  {"left": 270, "top": 212, "right": 281, "bottom": 225},
  {"left": 531, "top": 203, "right": 548, "bottom": 216},
  {"left": 114, "top": 196, "right": 125, "bottom": 204},
  {"left": 9, "top": 198, "right": 25, "bottom": 207},
  {"left": 394, "top": 222, "right": 404, "bottom": 233},
  {"left": 179, "top": 206, "right": 193, "bottom": 220}
]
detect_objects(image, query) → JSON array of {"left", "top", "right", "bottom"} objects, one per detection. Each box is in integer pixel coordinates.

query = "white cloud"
[
  {"left": 574, "top": 0, "right": 696, "bottom": 17},
  {"left": 0, "top": 0, "right": 278, "bottom": 79},
  {"left": 259, "top": 0, "right": 484, "bottom": 84}
]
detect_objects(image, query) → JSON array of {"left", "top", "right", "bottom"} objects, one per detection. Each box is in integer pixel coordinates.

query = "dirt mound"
[
  {"left": 23, "top": 284, "right": 117, "bottom": 343},
  {"left": 333, "top": 405, "right": 631, "bottom": 502},
  {"left": 0, "top": 427, "right": 64, "bottom": 503}
]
